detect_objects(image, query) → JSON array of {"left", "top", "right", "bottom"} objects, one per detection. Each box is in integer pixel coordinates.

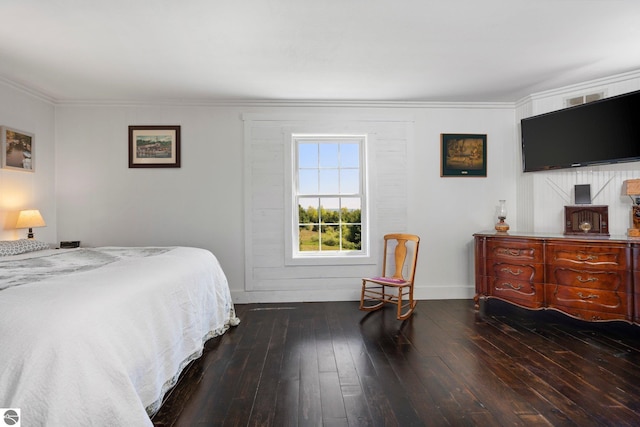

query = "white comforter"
[{"left": 0, "top": 247, "right": 239, "bottom": 426}]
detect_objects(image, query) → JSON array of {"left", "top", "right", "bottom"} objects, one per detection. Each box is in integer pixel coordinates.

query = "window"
[{"left": 293, "top": 134, "right": 366, "bottom": 257}]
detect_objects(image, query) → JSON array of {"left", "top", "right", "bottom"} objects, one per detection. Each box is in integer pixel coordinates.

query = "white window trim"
[{"left": 285, "top": 132, "right": 372, "bottom": 266}]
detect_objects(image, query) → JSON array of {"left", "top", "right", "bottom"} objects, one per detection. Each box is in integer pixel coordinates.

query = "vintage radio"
[{"left": 564, "top": 205, "right": 609, "bottom": 236}]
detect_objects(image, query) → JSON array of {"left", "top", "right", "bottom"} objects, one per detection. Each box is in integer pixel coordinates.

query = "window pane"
[
  {"left": 341, "top": 224, "right": 361, "bottom": 250},
  {"left": 319, "top": 144, "right": 339, "bottom": 167},
  {"left": 320, "top": 197, "right": 339, "bottom": 224},
  {"left": 299, "top": 225, "right": 319, "bottom": 251},
  {"left": 319, "top": 169, "right": 339, "bottom": 194},
  {"left": 340, "top": 169, "right": 359, "bottom": 194},
  {"left": 341, "top": 198, "right": 361, "bottom": 219},
  {"left": 299, "top": 197, "right": 319, "bottom": 221},
  {"left": 298, "top": 143, "right": 318, "bottom": 168},
  {"left": 340, "top": 143, "right": 359, "bottom": 168},
  {"left": 320, "top": 224, "right": 340, "bottom": 251},
  {"left": 298, "top": 169, "right": 318, "bottom": 194}
]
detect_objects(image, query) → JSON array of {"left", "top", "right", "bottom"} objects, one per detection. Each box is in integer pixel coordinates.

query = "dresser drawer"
[
  {"left": 546, "top": 244, "right": 629, "bottom": 270},
  {"left": 486, "top": 239, "right": 543, "bottom": 263},
  {"left": 489, "top": 277, "right": 544, "bottom": 308},
  {"left": 490, "top": 262, "right": 543, "bottom": 284},
  {"left": 545, "top": 284, "right": 628, "bottom": 315},
  {"left": 548, "top": 266, "right": 625, "bottom": 291}
]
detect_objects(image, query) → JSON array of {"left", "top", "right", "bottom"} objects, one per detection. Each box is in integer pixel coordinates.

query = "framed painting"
[
  {"left": 1, "top": 126, "right": 35, "bottom": 172},
  {"left": 440, "top": 133, "right": 487, "bottom": 177},
  {"left": 129, "top": 125, "right": 181, "bottom": 168}
]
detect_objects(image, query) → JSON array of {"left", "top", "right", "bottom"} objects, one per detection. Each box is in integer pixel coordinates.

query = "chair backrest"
[{"left": 381, "top": 233, "right": 420, "bottom": 283}]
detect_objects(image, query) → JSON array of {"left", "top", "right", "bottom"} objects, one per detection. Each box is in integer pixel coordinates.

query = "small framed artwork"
[
  {"left": 129, "top": 125, "right": 181, "bottom": 168},
  {"left": 1, "top": 126, "right": 35, "bottom": 172},
  {"left": 440, "top": 133, "right": 487, "bottom": 177}
]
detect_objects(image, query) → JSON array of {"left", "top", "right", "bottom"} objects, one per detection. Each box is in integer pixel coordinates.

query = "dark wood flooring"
[{"left": 152, "top": 299, "right": 640, "bottom": 426}]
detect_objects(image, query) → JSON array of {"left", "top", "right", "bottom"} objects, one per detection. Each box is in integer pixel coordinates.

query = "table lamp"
[
  {"left": 495, "top": 199, "right": 509, "bottom": 232},
  {"left": 16, "top": 209, "right": 46, "bottom": 239},
  {"left": 624, "top": 179, "right": 640, "bottom": 237}
]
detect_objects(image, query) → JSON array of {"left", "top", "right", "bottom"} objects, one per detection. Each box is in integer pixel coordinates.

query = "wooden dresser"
[{"left": 474, "top": 231, "right": 639, "bottom": 323}]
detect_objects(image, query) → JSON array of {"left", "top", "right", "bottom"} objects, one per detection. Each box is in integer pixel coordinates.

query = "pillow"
[{"left": 0, "top": 239, "right": 50, "bottom": 256}]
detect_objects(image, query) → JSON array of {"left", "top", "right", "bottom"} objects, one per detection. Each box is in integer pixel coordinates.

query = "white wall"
[
  {"left": 412, "top": 105, "right": 517, "bottom": 300},
  {"left": 0, "top": 81, "right": 56, "bottom": 243},
  {"left": 7, "top": 69, "right": 638, "bottom": 304},
  {"left": 54, "top": 102, "right": 516, "bottom": 303},
  {"left": 54, "top": 105, "right": 245, "bottom": 294}
]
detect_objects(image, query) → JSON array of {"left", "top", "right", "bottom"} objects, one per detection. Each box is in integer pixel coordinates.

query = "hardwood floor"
[{"left": 152, "top": 300, "right": 640, "bottom": 426}]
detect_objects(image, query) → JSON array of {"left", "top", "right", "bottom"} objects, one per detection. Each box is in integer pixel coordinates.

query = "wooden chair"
[{"left": 360, "top": 233, "right": 420, "bottom": 320}]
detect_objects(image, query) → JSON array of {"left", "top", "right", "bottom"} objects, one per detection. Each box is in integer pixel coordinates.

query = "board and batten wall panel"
[
  {"left": 243, "top": 114, "right": 413, "bottom": 301},
  {"left": 532, "top": 168, "right": 640, "bottom": 235},
  {"left": 515, "top": 99, "right": 534, "bottom": 231},
  {"left": 516, "top": 71, "right": 640, "bottom": 235}
]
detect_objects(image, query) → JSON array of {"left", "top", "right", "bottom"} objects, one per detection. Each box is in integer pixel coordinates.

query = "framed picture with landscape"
[
  {"left": 129, "top": 125, "right": 181, "bottom": 168},
  {"left": 440, "top": 133, "right": 487, "bottom": 177},
  {"left": 1, "top": 126, "right": 35, "bottom": 172}
]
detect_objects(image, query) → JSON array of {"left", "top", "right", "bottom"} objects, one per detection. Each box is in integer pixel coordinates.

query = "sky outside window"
[{"left": 298, "top": 141, "right": 360, "bottom": 209}]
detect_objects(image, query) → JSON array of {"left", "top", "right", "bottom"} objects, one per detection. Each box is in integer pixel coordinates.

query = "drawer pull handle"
[
  {"left": 497, "top": 248, "right": 522, "bottom": 256},
  {"left": 501, "top": 267, "right": 523, "bottom": 276},
  {"left": 576, "top": 255, "right": 597, "bottom": 261},
  {"left": 496, "top": 248, "right": 522, "bottom": 256},
  {"left": 576, "top": 276, "right": 597, "bottom": 283},
  {"left": 577, "top": 292, "right": 599, "bottom": 300},
  {"left": 503, "top": 282, "right": 522, "bottom": 291}
]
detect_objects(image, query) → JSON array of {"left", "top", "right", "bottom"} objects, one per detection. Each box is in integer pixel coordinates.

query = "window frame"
[{"left": 286, "top": 133, "right": 370, "bottom": 265}]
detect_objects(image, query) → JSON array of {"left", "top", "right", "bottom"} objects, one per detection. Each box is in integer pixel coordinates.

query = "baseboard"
[{"left": 230, "top": 284, "right": 475, "bottom": 304}]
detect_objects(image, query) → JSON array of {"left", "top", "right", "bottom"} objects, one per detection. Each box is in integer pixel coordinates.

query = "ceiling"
[{"left": 2, "top": 0, "right": 640, "bottom": 103}]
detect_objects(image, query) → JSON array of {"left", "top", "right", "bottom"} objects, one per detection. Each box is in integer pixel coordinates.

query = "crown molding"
[
  {"left": 519, "top": 69, "right": 640, "bottom": 104},
  {"left": 0, "top": 75, "right": 56, "bottom": 105},
  {"left": 53, "top": 97, "right": 514, "bottom": 110},
  {"left": 0, "top": 73, "right": 513, "bottom": 109},
  {"left": 4, "top": 69, "right": 639, "bottom": 110}
]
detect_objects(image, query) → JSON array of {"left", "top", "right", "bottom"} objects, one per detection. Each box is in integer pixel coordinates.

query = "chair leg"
[
  {"left": 360, "top": 280, "right": 385, "bottom": 312},
  {"left": 396, "top": 286, "right": 417, "bottom": 320}
]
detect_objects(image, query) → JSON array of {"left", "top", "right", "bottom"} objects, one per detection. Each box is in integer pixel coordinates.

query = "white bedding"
[{"left": 0, "top": 246, "right": 239, "bottom": 426}]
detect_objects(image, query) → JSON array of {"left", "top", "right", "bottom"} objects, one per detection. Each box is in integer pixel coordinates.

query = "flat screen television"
[{"left": 521, "top": 90, "right": 640, "bottom": 172}]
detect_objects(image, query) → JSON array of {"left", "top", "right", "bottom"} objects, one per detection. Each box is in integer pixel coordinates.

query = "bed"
[{"left": 0, "top": 241, "right": 239, "bottom": 426}]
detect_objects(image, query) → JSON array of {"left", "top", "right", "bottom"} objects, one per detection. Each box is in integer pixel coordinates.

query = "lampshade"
[
  {"left": 16, "top": 209, "right": 46, "bottom": 229},
  {"left": 625, "top": 179, "right": 640, "bottom": 196},
  {"left": 16, "top": 210, "right": 46, "bottom": 238}
]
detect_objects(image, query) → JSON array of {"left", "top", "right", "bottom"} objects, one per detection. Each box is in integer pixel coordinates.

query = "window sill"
[{"left": 286, "top": 253, "right": 375, "bottom": 266}]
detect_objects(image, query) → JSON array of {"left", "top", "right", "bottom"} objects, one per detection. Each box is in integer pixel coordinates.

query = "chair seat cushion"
[{"left": 366, "top": 276, "right": 409, "bottom": 285}]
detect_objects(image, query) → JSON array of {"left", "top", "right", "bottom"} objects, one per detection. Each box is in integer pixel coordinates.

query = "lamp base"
[
  {"left": 495, "top": 220, "right": 509, "bottom": 232},
  {"left": 628, "top": 228, "right": 640, "bottom": 237},
  {"left": 633, "top": 205, "right": 640, "bottom": 229}
]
